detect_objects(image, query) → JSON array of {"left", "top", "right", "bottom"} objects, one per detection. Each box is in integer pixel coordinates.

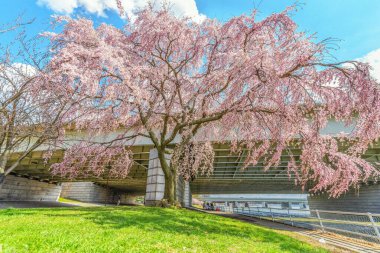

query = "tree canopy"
[
  {"left": 0, "top": 21, "right": 72, "bottom": 184},
  {"left": 42, "top": 6, "right": 380, "bottom": 203}
]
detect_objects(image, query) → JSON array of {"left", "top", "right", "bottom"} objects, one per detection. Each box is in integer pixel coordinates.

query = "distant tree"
[
  {"left": 0, "top": 15, "right": 34, "bottom": 34},
  {"left": 44, "top": 6, "right": 380, "bottom": 204},
  {"left": 0, "top": 22, "right": 73, "bottom": 184}
]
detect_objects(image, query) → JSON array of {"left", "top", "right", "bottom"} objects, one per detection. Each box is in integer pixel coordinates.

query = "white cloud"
[
  {"left": 37, "top": 0, "right": 206, "bottom": 22},
  {"left": 37, "top": 0, "right": 79, "bottom": 14},
  {"left": 358, "top": 48, "right": 380, "bottom": 82}
]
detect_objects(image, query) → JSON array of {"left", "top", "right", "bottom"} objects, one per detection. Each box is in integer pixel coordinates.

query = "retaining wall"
[{"left": 0, "top": 175, "right": 62, "bottom": 201}]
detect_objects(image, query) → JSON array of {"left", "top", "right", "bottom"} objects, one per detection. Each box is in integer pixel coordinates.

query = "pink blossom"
[{"left": 44, "top": 6, "right": 380, "bottom": 197}]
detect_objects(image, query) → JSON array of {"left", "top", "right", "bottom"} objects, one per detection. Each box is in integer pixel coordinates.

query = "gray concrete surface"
[
  {"left": 0, "top": 201, "right": 76, "bottom": 209},
  {"left": 0, "top": 175, "right": 62, "bottom": 201}
]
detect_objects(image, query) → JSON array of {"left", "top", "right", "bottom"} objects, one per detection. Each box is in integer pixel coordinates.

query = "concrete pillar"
[
  {"left": 145, "top": 149, "right": 167, "bottom": 206},
  {"left": 144, "top": 148, "right": 193, "bottom": 207},
  {"left": 183, "top": 181, "right": 192, "bottom": 207},
  {"left": 176, "top": 176, "right": 184, "bottom": 205},
  {"left": 0, "top": 175, "right": 62, "bottom": 201}
]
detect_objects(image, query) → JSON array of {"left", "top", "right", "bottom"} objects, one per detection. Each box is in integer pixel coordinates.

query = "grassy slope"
[{"left": 0, "top": 207, "right": 329, "bottom": 253}]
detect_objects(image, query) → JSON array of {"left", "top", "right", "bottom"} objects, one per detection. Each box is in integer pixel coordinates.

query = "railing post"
[
  {"left": 367, "top": 212, "right": 380, "bottom": 241},
  {"left": 288, "top": 208, "right": 294, "bottom": 226},
  {"left": 270, "top": 208, "right": 274, "bottom": 222},
  {"left": 316, "top": 210, "right": 325, "bottom": 232}
]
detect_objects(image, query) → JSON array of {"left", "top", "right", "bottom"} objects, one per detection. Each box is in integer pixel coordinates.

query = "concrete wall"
[
  {"left": 61, "top": 182, "right": 115, "bottom": 203},
  {"left": 61, "top": 182, "right": 136, "bottom": 204},
  {"left": 0, "top": 175, "right": 62, "bottom": 201},
  {"left": 308, "top": 183, "right": 380, "bottom": 214},
  {"left": 119, "top": 194, "right": 136, "bottom": 205}
]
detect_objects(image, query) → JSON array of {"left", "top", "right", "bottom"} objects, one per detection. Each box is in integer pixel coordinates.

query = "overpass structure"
[{"left": 1, "top": 121, "right": 380, "bottom": 212}]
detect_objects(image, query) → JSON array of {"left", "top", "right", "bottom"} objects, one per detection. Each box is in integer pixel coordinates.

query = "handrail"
[
  {"left": 228, "top": 206, "right": 380, "bottom": 216},
  {"left": 314, "top": 209, "right": 380, "bottom": 216},
  {"left": 222, "top": 206, "right": 380, "bottom": 243}
]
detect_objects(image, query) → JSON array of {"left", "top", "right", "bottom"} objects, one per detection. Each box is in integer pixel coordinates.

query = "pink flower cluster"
[{"left": 42, "top": 6, "right": 380, "bottom": 197}]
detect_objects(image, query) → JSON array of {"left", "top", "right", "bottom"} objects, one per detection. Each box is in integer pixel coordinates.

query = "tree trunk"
[
  {"left": 0, "top": 154, "right": 9, "bottom": 186},
  {"left": 0, "top": 162, "right": 5, "bottom": 185},
  {"left": 164, "top": 172, "right": 176, "bottom": 204},
  {"left": 0, "top": 173, "right": 5, "bottom": 185},
  {"left": 156, "top": 148, "right": 177, "bottom": 205}
]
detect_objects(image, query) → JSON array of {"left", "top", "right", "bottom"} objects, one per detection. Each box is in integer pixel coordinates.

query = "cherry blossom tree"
[
  {"left": 44, "top": 6, "right": 380, "bottom": 204},
  {"left": 0, "top": 24, "right": 74, "bottom": 184}
]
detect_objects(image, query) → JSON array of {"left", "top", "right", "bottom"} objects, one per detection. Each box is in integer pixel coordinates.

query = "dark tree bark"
[
  {"left": 164, "top": 170, "right": 177, "bottom": 204},
  {"left": 0, "top": 173, "right": 5, "bottom": 185}
]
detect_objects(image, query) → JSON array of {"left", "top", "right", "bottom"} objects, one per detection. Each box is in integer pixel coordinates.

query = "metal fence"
[{"left": 220, "top": 206, "right": 380, "bottom": 243}]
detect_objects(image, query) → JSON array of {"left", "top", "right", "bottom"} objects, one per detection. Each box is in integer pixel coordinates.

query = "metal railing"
[{"left": 219, "top": 206, "right": 380, "bottom": 243}]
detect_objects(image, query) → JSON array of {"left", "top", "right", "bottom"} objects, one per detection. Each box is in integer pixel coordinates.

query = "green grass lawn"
[{"left": 0, "top": 206, "right": 329, "bottom": 253}]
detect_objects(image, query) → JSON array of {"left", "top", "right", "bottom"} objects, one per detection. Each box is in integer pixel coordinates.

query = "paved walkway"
[
  {"left": 299, "top": 230, "right": 380, "bottom": 253},
  {"left": 0, "top": 201, "right": 76, "bottom": 209},
  {"left": 190, "top": 208, "right": 380, "bottom": 253},
  {"left": 215, "top": 212, "right": 305, "bottom": 231}
]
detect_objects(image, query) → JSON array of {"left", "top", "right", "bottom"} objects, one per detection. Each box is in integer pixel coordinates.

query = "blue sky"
[{"left": 1, "top": 0, "right": 379, "bottom": 78}]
